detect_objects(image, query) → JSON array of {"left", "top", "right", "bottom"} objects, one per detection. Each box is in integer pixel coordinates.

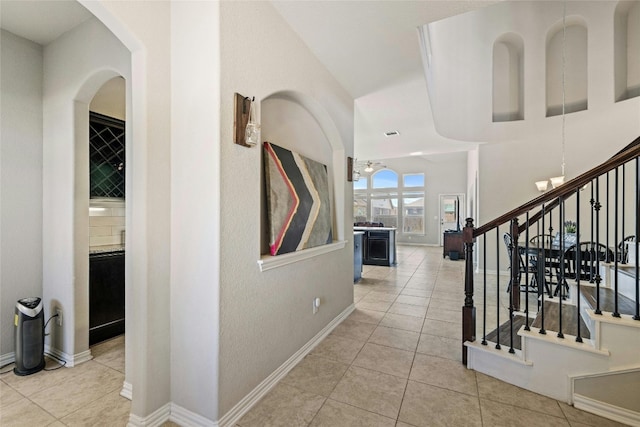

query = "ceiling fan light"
[
  {"left": 535, "top": 180, "right": 548, "bottom": 192},
  {"left": 550, "top": 176, "right": 565, "bottom": 188},
  {"left": 364, "top": 166, "right": 373, "bottom": 173}
]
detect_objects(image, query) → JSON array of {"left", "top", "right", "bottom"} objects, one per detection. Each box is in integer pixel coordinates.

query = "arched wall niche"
[
  {"left": 614, "top": 1, "right": 640, "bottom": 101},
  {"left": 259, "top": 90, "right": 346, "bottom": 255},
  {"left": 546, "top": 16, "right": 589, "bottom": 117},
  {"left": 492, "top": 32, "right": 524, "bottom": 122}
]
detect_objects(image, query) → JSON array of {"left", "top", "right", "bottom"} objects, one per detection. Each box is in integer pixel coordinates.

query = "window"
[
  {"left": 403, "top": 193, "right": 424, "bottom": 233},
  {"left": 371, "top": 196, "right": 398, "bottom": 228},
  {"left": 353, "top": 177, "right": 367, "bottom": 190},
  {"left": 353, "top": 169, "right": 425, "bottom": 234},
  {"left": 403, "top": 173, "right": 424, "bottom": 187},
  {"left": 372, "top": 170, "right": 398, "bottom": 189}
]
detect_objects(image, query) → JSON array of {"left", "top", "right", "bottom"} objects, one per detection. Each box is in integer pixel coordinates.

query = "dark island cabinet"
[{"left": 354, "top": 227, "right": 397, "bottom": 266}]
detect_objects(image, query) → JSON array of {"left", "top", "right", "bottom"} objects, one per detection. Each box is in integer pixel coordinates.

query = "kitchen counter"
[{"left": 90, "top": 245, "right": 124, "bottom": 254}]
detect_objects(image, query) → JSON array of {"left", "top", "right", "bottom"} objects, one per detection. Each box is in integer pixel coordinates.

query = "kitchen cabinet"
[{"left": 89, "top": 251, "right": 125, "bottom": 345}]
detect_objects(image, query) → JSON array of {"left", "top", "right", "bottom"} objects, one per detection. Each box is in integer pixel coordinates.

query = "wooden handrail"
[{"left": 474, "top": 136, "right": 640, "bottom": 237}]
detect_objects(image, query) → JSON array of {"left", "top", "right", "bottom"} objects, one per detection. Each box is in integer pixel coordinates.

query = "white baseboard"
[
  {"left": 1, "top": 352, "right": 15, "bottom": 368},
  {"left": 45, "top": 344, "right": 92, "bottom": 367},
  {"left": 121, "top": 381, "right": 132, "bottom": 400},
  {"left": 573, "top": 394, "right": 640, "bottom": 426},
  {"left": 127, "top": 402, "right": 171, "bottom": 427},
  {"left": 170, "top": 403, "right": 217, "bottom": 427},
  {"left": 217, "top": 303, "right": 355, "bottom": 427}
]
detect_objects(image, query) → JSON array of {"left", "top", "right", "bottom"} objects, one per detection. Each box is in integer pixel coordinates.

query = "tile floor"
[{"left": 0, "top": 246, "right": 626, "bottom": 426}]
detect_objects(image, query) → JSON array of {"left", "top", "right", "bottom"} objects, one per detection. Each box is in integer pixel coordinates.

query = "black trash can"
[{"left": 14, "top": 297, "right": 45, "bottom": 376}]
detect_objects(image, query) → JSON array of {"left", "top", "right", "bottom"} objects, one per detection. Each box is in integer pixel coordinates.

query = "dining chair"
[
  {"left": 528, "top": 234, "right": 556, "bottom": 297},
  {"left": 504, "top": 233, "right": 538, "bottom": 293},
  {"left": 617, "top": 235, "right": 635, "bottom": 263},
  {"left": 562, "top": 242, "right": 615, "bottom": 286}
]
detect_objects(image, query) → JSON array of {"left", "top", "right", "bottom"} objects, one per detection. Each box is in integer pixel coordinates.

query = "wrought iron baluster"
[
  {"left": 540, "top": 204, "right": 547, "bottom": 335},
  {"left": 635, "top": 158, "right": 640, "bottom": 321},
  {"left": 482, "top": 235, "right": 488, "bottom": 345},
  {"left": 525, "top": 211, "right": 530, "bottom": 331},
  {"left": 614, "top": 167, "right": 620, "bottom": 318},
  {"left": 496, "top": 227, "right": 501, "bottom": 350},
  {"left": 558, "top": 197, "right": 565, "bottom": 338},
  {"left": 595, "top": 177, "right": 602, "bottom": 315},
  {"left": 509, "top": 219, "right": 518, "bottom": 354},
  {"left": 576, "top": 188, "right": 583, "bottom": 342}
]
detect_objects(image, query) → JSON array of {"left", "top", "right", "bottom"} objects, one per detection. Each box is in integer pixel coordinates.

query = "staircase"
[{"left": 462, "top": 137, "right": 640, "bottom": 426}]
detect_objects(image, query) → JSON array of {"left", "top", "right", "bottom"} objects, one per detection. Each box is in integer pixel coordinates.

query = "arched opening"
[
  {"left": 546, "top": 18, "right": 589, "bottom": 117},
  {"left": 492, "top": 33, "right": 524, "bottom": 122},
  {"left": 87, "top": 77, "right": 126, "bottom": 348}
]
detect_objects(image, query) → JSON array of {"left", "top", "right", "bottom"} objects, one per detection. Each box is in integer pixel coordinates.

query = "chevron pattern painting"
[{"left": 264, "top": 142, "right": 333, "bottom": 256}]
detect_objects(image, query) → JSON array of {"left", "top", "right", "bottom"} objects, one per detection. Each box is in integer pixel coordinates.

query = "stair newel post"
[{"left": 462, "top": 218, "right": 476, "bottom": 366}]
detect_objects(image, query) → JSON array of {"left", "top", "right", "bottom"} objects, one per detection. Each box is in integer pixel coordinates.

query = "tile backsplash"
[{"left": 89, "top": 198, "right": 125, "bottom": 248}]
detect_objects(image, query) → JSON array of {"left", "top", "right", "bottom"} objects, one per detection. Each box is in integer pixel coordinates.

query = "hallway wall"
[{"left": 0, "top": 30, "right": 43, "bottom": 359}]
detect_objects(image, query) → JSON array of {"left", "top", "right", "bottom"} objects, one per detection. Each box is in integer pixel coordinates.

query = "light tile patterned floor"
[{"left": 0, "top": 246, "right": 627, "bottom": 426}]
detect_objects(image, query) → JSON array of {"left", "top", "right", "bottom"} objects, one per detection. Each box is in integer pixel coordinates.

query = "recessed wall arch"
[
  {"left": 614, "top": 1, "right": 640, "bottom": 101},
  {"left": 492, "top": 32, "right": 524, "bottom": 122},
  {"left": 546, "top": 16, "right": 589, "bottom": 117},
  {"left": 260, "top": 90, "right": 347, "bottom": 255}
]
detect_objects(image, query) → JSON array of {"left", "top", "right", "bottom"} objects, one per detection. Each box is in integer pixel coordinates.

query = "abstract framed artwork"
[{"left": 263, "top": 142, "right": 333, "bottom": 256}]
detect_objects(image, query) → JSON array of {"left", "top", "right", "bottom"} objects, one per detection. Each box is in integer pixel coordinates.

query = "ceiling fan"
[{"left": 352, "top": 159, "right": 386, "bottom": 181}]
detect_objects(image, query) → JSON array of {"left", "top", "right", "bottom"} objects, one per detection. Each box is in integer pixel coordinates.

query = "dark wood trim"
[{"left": 90, "top": 111, "right": 125, "bottom": 129}]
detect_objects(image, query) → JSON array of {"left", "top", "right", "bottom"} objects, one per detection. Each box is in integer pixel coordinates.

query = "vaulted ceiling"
[{"left": 0, "top": 0, "right": 498, "bottom": 161}]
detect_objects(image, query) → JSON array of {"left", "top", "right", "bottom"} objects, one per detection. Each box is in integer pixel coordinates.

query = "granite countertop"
[
  {"left": 90, "top": 245, "right": 125, "bottom": 254},
  {"left": 354, "top": 227, "right": 397, "bottom": 231}
]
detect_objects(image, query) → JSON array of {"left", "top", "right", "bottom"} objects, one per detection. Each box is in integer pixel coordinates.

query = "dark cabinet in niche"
[
  {"left": 90, "top": 112, "right": 125, "bottom": 199},
  {"left": 89, "top": 251, "right": 125, "bottom": 345}
]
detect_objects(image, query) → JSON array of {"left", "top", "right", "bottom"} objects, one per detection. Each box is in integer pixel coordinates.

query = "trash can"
[
  {"left": 449, "top": 251, "right": 460, "bottom": 260},
  {"left": 14, "top": 297, "right": 45, "bottom": 376}
]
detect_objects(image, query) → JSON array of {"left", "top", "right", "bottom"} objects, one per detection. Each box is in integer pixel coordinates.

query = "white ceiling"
[
  {"left": 0, "top": 0, "right": 92, "bottom": 45},
  {"left": 0, "top": 0, "right": 496, "bottom": 161},
  {"left": 271, "top": 1, "right": 497, "bottom": 162}
]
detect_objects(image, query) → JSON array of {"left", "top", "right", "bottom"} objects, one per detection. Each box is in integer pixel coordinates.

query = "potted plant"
[{"left": 564, "top": 220, "right": 578, "bottom": 246}]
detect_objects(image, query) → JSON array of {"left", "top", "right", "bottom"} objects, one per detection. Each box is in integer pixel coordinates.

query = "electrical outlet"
[{"left": 56, "top": 308, "right": 63, "bottom": 326}]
